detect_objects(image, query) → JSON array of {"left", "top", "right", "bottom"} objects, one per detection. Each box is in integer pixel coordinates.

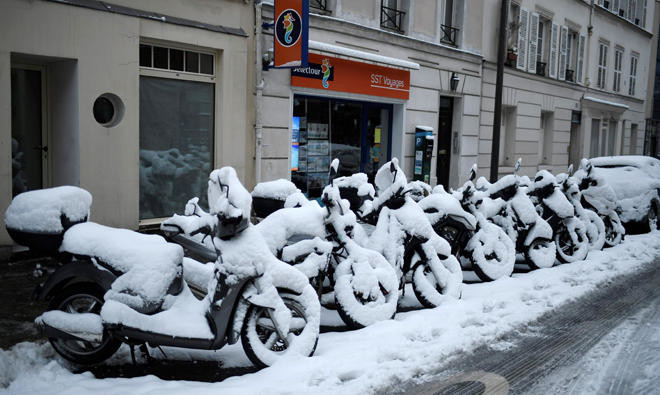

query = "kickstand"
[
  {"left": 139, "top": 344, "right": 151, "bottom": 362},
  {"left": 129, "top": 344, "right": 137, "bottom": 365}
]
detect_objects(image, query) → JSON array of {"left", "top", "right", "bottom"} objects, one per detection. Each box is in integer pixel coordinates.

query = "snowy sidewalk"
[{"left": 1, "top": 232, "right": 660, "bottom": 394}]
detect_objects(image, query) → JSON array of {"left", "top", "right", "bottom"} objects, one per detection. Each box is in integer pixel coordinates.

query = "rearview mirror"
[
  {"left": 468, "top": 163, "right": 477, "bottom": 181},
  {"left": 329, "top": 158, "right": 339, "bottom": 182},
  {"left": 567, "top": 164, "right": 574, "bottom": 175},
  {"left": 514, "top": 158, "right": 521, "bottom": 174}
]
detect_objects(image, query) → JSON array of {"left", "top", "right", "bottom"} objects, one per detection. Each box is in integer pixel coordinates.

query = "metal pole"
[{"left": 490, "top": 0, "right": 508, "bottom": 182}]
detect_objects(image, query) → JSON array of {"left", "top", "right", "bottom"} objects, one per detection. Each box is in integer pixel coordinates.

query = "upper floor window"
[
  {"left": 613, "top": 47, "right": 623, "bottom": 92},
  {"left": 310, "top": 0, "right": 329, "bottom": 13},
  {"left": 597, "top": 42, "right": 609, "bottom": 89},
  {"left": 381, "top": 0, "right": 406, "bottom": 33},
  {"left": 629, "top": 53, "right": 639, "bottom": 95},
  {"left": 440, "top": 0, "right": 460, "bottom": 46}
]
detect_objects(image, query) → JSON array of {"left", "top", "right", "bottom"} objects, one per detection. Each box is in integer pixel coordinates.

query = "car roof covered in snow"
[{"left": 590, "top": 156, "right": 660, "bottom": 180}]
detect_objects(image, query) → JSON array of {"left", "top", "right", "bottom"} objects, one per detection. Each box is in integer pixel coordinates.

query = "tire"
[
  {"left": 603, "top": 212, "right": 624, "bottom": 247},
  {"left": 554, "top": 220, "right": 589, "bottom": 263},
  {"left": 525, "top": 238, "right": 556, "bottom": 270},
  {"left": 411, "top": 252, "right": 462, "bottom": 308},
  {"left": 647, "top": 200, "right": 659, "bottom": 232},
  {"left": 47, "top": 283, "right": 120, "bottom": 366},
  {"left": 241, "top": 293, "right": 319, "bottom": 368},
  {"left": 333, "top": 251, "right": 398, "bottom": 329},
  {"left": 583, "top": 210, "right": 606, "bottom": 251},
  {"left": 468, "top": 224, "right": 515, "bottom": 282}
]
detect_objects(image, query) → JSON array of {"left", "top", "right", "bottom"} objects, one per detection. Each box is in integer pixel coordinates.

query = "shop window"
[
  {"left": 139, "top": 41, "right": 216, "bottom": 220},
  {"left": 590, "top": 118, "right": 617, "bottom": 157},
  {"left": 291, "top": 95, "right": 391, "bottom": 198}
]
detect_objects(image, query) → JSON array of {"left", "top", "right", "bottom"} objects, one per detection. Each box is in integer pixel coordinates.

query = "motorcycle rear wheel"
[
  {"left": 411, "top": 253, "right": 462, "bottom": 308},
  {"left": 241, "top": 293, "right": 319, "bottom": 368},
  {"left": 469, "top": 224, "right": 515, "bottom": 282},
  {"left": 48, "top": 283, "right": 120, "bottom": 366}
]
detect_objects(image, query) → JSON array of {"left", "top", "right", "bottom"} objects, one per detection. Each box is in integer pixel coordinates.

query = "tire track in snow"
[{"left": 400, "top": 260, "right": 660, "bottom": 394}]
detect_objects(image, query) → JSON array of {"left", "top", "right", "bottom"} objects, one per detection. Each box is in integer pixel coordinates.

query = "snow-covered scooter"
[
  {"left": 350, "top": 159, "right": 463, "bottom": 308},
  {"left": 6, "top": 169, "right": 320, "bottom": 369},
  {"left": 556, "top": 164, "right": 606, "bottom": 251},
  {"left": 527, "top": 170, "right": 590, "bottom": 263},
  {"left": 419, "top": 165, "right": 516, "bottom": 282},
  {"left": 476, "top": 159, "right": 557, "bottom": 269},
  {"left": 574, "top": 160, "right": 625, "bottom": 247},
  {"left": 254, "top": 160, "right": 399, "bottom": 329}
]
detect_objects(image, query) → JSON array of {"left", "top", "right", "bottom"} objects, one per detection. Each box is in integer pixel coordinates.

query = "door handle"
[{"left": 33, "top": 145, "right": 48, "bottom": 153}]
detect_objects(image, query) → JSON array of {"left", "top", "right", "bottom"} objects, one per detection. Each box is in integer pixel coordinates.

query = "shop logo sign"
[
  {"left": 275, "top": 9, "right": 302, "bottom": 47},
  {"left": 321, "top": 59, "right": 331, "bottom": 88},
  {"left": 291, "top": 58, "right": 334, "bottom": 88}
]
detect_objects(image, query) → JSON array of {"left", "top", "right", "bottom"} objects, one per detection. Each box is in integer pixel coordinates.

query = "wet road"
[{"left": 397, "top": 260, "right": 660, "bottom": 395}]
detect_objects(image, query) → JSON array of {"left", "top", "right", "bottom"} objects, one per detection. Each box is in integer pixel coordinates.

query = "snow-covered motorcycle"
[
  {"left": 476, "top": 159, "right": 557, "bottom": 269},
  {"left": 574, "top": 159, "right": 625, "bottom": 247},
  {"left": 419, "top": 165, "right": 515, "bottom": 282},
  {"left": 556, "top": 165, "right": 606, "bottom": 251},
  {"left": 5, "top": 169, "right": 320, "bottom": 369},
  {"left": 254, "top": 160, "right": 399, "bottom": 329},
  {"left": 349, "top": 158, "right": 463, "bottom": 308},
  {"left": 527, "top": 170, "right": 590, "bottom": 263}
]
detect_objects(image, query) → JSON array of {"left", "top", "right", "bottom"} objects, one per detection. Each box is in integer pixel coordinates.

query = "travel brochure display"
[{"left": 291, "top": 116, "right": 330, "bottom": 194}]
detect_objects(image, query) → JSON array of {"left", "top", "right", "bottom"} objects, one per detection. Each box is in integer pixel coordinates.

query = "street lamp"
[{"left": 450, "top": 72, "right": 460, "bottom": 91}]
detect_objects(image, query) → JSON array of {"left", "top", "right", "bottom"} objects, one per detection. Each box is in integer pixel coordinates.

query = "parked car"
[{"left": 588, "top": 156, "right": 660, "bottom": 232}]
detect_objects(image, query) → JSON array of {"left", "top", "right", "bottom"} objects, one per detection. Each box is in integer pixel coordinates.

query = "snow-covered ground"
[{"left": 1, "top": 231, "right": 659, "bottom": 394}]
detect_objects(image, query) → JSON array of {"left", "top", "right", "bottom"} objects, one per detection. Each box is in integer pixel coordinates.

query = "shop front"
[{"left": 288, "top": 53, "right": 410, "bottom": 198}]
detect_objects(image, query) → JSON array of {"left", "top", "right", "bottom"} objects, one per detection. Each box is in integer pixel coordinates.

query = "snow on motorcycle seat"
[
  {"left": 4, "top": 186, "right": 92, "bottom": 252},
  {"left": 61, "top": 222, "right": 184, "bottom": 314}
]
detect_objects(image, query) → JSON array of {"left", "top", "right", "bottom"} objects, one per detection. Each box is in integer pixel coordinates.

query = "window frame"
[
  {"left": 628, "top": 53, "right": 638, "bottom": 96},
  {"left": 597, "top": 41, "right": 609, "bottom": 90},
  {"left": 613, "top": 47, "right": 623, "bottom": 92}
]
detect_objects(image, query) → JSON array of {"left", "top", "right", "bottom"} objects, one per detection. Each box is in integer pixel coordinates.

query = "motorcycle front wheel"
[
  {"left": 468, "top": 223, "right": 515, "bottom": 282},
  {"left": 241, "top": 293, "right": 319, "bottom": 368},
  {"left": 411, "top": 253, "right": 462, "bottom": 308},
  {"left": 333, "top": 251, "right": 398, "bottom": 329},
  {"left": 525, "top": 238, "right": 556, "bottom": 270},
  {"left": 583, "top": 210, "right": 606, "bottom": 251},
  {"left": 48, "top": 283, "right": 120, "bottom": 366},
  {"left": 603, "top": 212, "right": 624, "bottom": 247},
  {"left": 554, "top": 220, "right": 589, "bottom": 263}
]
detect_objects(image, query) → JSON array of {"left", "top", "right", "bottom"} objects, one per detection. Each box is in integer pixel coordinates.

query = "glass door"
[
  {"left": 363, "top": 103, "right": 392, "bottom": 183},
  {"left": 11, "top": 66, "right": 47, "bottom": 197}
]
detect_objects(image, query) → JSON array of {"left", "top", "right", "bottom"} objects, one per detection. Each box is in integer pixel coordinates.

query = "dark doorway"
[
  {"left": 436, "top": 96, "right": 453, "bottom": 187},
  {"left": 11, "top": 66, "right": 46, "bottom": 197}
]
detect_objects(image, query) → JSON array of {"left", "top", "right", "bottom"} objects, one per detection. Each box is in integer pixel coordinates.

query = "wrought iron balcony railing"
[
  {"left": 440, "top": 24, "right": 459, "bottom": 47},
  {"left": 310, "top": 0, "right": 328, "bottom": 12},
  {"left": 536, "top": 61, "right": 547, "bottom": 76},
  {"left": 380, "top": 3, "right": 405, "bottom": 33},
  {"left": 565, "top": 69, "right": 575, "bottom": 82}
]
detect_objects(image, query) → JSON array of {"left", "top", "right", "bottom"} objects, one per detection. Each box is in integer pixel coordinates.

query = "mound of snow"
[
  {"left": 4, "top": 186, "right": 92, "bottom": 233},
  {"left": 252, "top": 179, "right": 300, "bottom": 200}
]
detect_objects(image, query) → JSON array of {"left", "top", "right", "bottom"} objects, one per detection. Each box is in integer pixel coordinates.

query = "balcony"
[
  {"left": 310, "top": 0, "right": 329, "bottom": 13},
  {"left": 565, "top": 69, "right": 575, "bottom": 82},
  {"left": 440, "top": 24, "right": 459, "bottom": 47},
  {"left": 380, "top": 2, "right": 406, "bottom": 33},
  {"left": 536, "top": 62, "right": 546, "bottom": 77}
]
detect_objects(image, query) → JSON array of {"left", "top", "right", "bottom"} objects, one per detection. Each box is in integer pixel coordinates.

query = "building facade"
[
  {"left": 477, "top": 0, "right": 654, "bottom": 179},
  {"left": 257, "top": 0, "right": 485, "bottom": 196},
  {"left": 1, "top": 0, "right": 255, "bottom": 247}
]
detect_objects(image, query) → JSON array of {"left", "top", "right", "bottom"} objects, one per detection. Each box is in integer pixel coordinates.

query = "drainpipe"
[
  {"left": 255, "top": 0, "right": 264, "bottom": 184},
  {"left": 585, "top": 0, "right": 594, "bottom": 88},
  {"left": 490, "top": 0, "right": 508, "bottom": 182}
]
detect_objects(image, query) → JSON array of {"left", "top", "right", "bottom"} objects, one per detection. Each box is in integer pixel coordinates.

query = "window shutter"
[
  {"left": 517, "top": 8, "right": 529, "bottom": 70},
  {"left": 576, "top": 34, "right": 586, "bottom": 84},
  {"left": 527, "top": 12, "right": 539, "bottom": 73},
  {"left": 549, "top": 22, "right": 559, "bottom": 78},
  {"left": 558, "top": 26, "right": 568, "bottom": 80}
]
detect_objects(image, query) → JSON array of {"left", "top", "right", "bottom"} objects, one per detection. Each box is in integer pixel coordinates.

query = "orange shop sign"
[{"left": 291, "top": 53, "right": 410, "bottom": 100}]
